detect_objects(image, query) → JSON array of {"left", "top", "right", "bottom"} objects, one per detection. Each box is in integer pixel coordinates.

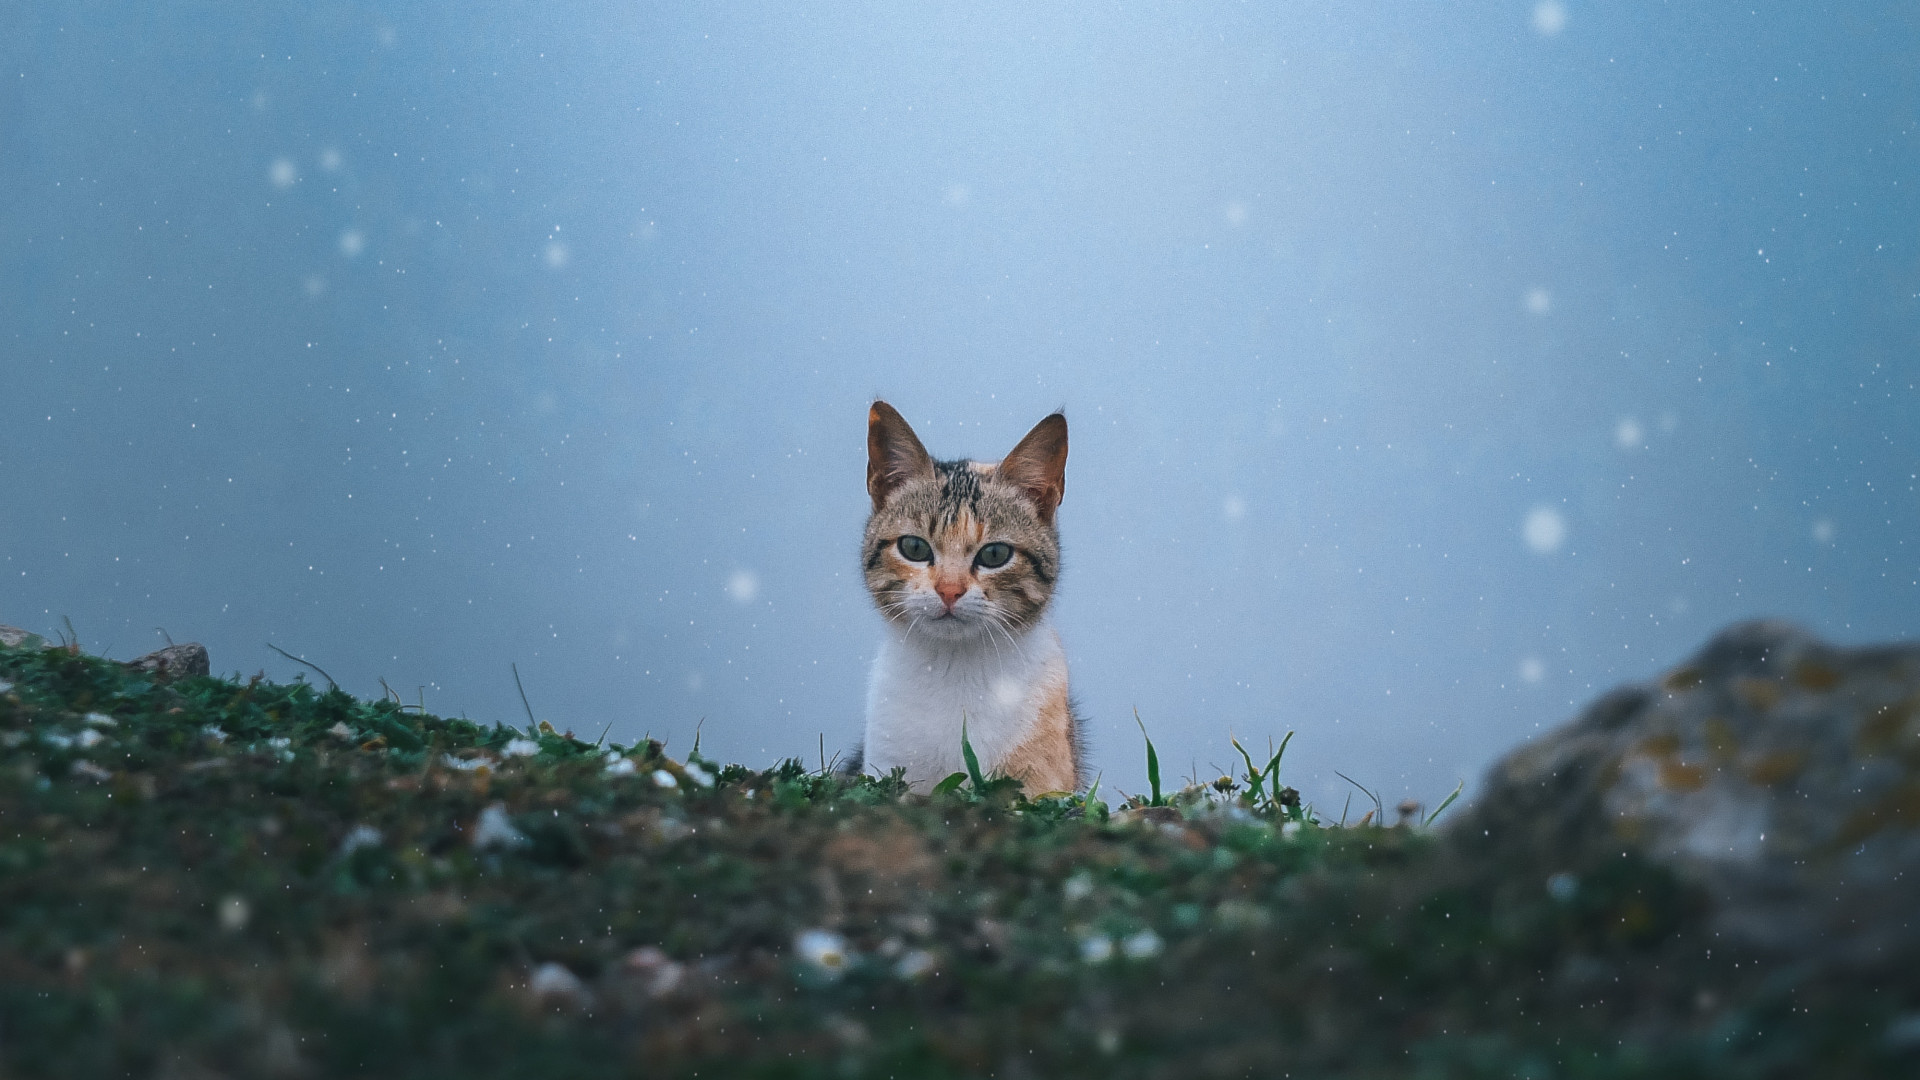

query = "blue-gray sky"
[{"left": 4, "top": 2, "right": 1915, "bottom": 811}]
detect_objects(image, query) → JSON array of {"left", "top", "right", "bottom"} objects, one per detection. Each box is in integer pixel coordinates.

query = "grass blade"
[
  {"left": 1231, "top": 736, "right": 1266, "bottom": 803},
  {"left": 1264, "top": 730, "right": 1294, "bottom": 788},
  {"left": 1134, "top": 709, "right": 1162, "bottom": 806},
  {"left": 1334, "top": 771, "right": 1383, "bottom": 827},
  {"left": 931, "top": 772, "right": 968, "bottom": 797},
  {"left": 1424, "top": 779, "right": 1465, "bottom": 826},
  {"left": 960, "top": 717, "right": 986, "bottom": 791}
]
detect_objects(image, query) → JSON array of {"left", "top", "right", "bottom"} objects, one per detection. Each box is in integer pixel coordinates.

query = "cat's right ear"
[{"left": 867, "top": 401, "right": 935, "bottom": 509}]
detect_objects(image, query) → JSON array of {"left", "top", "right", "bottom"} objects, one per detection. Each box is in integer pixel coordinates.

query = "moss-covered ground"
[{"left": 1, "top": 639, "right": 1911, "bottom": 1078}]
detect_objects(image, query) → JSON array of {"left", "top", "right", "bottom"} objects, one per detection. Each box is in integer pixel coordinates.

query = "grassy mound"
[{"left": 0, "top": 640, "right": 1905, "bottom": 1078}]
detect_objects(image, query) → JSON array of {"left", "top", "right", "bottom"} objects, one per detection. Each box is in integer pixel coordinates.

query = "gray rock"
[
  {"left": 124, "top": 642, "right": 211, "bottom": 680},
  {"left": 0, "top": 624, "right": 41, "bottom": 649},
  {"left": 1460, "top": 619, "right": 1920, "bottom": 966}
]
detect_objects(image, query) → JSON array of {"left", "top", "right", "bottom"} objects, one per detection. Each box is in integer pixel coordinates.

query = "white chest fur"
[{"left": 863, "top": 621, "right": 1066, "bottom": 791}]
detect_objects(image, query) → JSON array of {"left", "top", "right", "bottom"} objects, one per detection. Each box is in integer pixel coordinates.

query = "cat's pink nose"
[{"left": 935, "top": 579, "right": 967, "bottom": 611}]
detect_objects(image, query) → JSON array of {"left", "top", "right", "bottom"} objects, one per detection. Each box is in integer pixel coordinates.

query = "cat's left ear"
[{"left": 998, "top": 413, "right": 1068, "bottom": 523}]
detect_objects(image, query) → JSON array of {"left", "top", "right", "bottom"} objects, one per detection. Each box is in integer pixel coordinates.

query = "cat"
[{"left": 853, "top": 400, "right": 1085, "bottom": 795}]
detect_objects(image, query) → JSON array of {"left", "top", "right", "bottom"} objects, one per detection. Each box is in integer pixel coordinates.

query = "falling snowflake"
[
  {"left": 1532, "top": 1, "right": 1568, "bottom": 37},
  {"left": 1523, "top": 506, "right": 1567, "bottom": 554}
]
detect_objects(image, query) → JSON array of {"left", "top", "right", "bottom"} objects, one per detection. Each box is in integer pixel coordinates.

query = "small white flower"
[
  {"left": 76, "top": 728, "right": 107, "bottom": 749},
  {"left": 328, "top": 722, "right": 355, "bottom": 740},
  {"left": 0, "top": 732, "right": 24, "bottom": 748},
  {"left": 1121, "top": 930, "right": 1163, "bottom": 960},
  {"left": 41, "top": 731, "right": 74, "bottom": 749},
  {"left": 0, "top": 679, "right": 13, "bottom": 694},
  {"left": 604, "top": 756, "right": 637, "bottom": 776},
  {"left": 84, "top": 712, "right": 117, "bottom": 727},
  {"left": 202, "top": 724, "right": 228, "bottom": 743},
  {"left": 70, "top": 760, "right": 112, "bottom": 781},
  {"left": 501, "top": 738, "right": 539, "bottom": 758},
  {"left": 442, "top": 753, "right": 494, "bottom": 772},
  {"left": 795, "top": 929, "right": 851, "bottom": 977},
  {"left": 472, "top": 803, "right": 528, "bottom": 850},
  {"left": 683, "top": 762, "right": 714, "bottom": 787},
  {"left": 1280, "top": 821, "right": 1302, "bottom": 839},
  {"left": 652, "top": 769, "right": 678, "bottom": 789},
  {"left": 267, "top": 736, "right": 291, "bottom": 749},
  {"left": 1062, "top": 873, "right": 1094, "bottom": 902},
  {"left": 217, "top": 895, "right": 251, "bottom": 931},
  {"left": 894, "top": 949, "right": 936, "bottom": 979},
  {"left": 1079, "top": 934, "right": 1114, "bottom": 964},
  {"left": 338, "top": 824, "right": 383, "bottom": 856}
]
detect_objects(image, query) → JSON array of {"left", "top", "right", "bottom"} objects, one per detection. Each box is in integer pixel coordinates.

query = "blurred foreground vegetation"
[{"left": 1, "top": 638, "right": 1910, "bottom": 1078}]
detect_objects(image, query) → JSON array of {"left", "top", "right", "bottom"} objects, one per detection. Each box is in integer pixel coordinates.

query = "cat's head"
[{"left": 862, "top": 401, "right": 1068, "bottom": 645}]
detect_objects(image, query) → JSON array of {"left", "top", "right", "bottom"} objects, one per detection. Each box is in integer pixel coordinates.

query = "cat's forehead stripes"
[{"left": 933, "top": 460, "right": 985, "bottom": 523}]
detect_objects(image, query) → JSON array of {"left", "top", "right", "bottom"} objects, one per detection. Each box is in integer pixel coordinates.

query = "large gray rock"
[{"left": 1461, "top": 620, "right": 1920, "bottom": 965}]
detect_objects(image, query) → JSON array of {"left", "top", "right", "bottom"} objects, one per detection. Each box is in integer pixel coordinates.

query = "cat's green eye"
[
  {"left": 896, "top": 535, "right": 934, "bottom": 563},
  {"left": 974, "top": 542, "right": 1014, "bottom": 569}
]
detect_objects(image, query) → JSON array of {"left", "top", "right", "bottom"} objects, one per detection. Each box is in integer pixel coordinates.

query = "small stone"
[
  {"left": 528, "top": 962, "right": 589, "bottom": 1006},
  {"left": 123, "top": 643, "right": 210, "bottom": 680}
]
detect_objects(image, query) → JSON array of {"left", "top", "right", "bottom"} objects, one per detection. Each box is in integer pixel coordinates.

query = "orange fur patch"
[{"left": 1001, "top": 674, "right": 1077, "bottom": 795}]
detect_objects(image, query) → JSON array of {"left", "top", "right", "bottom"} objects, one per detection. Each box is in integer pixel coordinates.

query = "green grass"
[{"left": 0, "top": 639, "right": 1911, "bottom": 1078}]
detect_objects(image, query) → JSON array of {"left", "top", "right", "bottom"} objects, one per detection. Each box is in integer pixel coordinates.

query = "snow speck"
[
  {"left": 319, "top": 147, "right": 342, "bottom": 172},
  {"left": 1523, "top": 506, "right": 1567, "bottom": 555},
  {"left": 1546, "top": 872, "right": 1579, "bottom": 902},
  {"left": 726, "top": 569, "right": 760, "bottom": 605},
  {"left": 1532, "top": 1, "right": 1568, "bottom": 37},
  {"left": 1812, "top": 519, "right": 1836, "bottom": 544},
  {"left": 338, "top": 229, "right": 365, "bottom": 258},
  {"left": 1222, "top": 495, "right": 1247, "bottom": 522},
  {"left": 268, "top": 158, "right": 297, "bottom": 188},
  {"left": 1519, "top": 656, "right": 1546, "bottom": 684},
  {"left": 1524, "top": 287, "right": 1553, "bottom": 316},
  {"left": 543, "top": 241, "right": 569, "bottom": 269},
  {"left": 1614, "top": 417, "right": 1643, "bottom": 450},
  {"left": 993, "top": 676, "right": 1025, "bottom": 708},
  {"left": 1079, "top": 933, "right": 1115, "bottom": 964}
]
